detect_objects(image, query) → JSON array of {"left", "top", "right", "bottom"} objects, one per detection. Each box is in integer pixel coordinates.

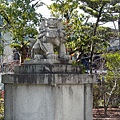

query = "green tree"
[
  {"left": 93, "top": 52, "right": 120, "bottom": 116},
  {"left": 0, "top": 0, "right": 43, "bottom": 39},
  {"left": 78, "top": 0, "right": 119, "bottom": 73},
  {"left": 104, "top": 52, "right": 120, "bottom": 114}
]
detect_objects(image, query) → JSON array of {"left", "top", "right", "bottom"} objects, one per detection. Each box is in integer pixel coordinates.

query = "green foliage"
[
  {"left": 93, "top": 52, "right": 120, "bottom": 115},
  {"left": 104, "top": 52, "right": 120, "bottom": 93},
  {"left": 0, "top": 116, "right": 4, "bottom": 120},
  {"left": 49, "top": 0, "right": 79, "bottom": 17},
  {"left": 0, "top": 98, "right": 4, "bottom": 118},
  {"left": 79, "top": 0, "right": 119, "bottom": 22},
  {"left": 0, "top": 0, "right": 43, "bottom": 43},
  {"left": 105, "top": 52, "right": 120, "bottom": 71},
  {"left": 0, "top": 44, "right": 4, "bottom": 55}
]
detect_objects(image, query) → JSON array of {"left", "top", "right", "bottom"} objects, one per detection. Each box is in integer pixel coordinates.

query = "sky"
[
  {"left": 37, "top": 0, "right": 118, "bottom": 29},
  {"left": 36, "top": 0, "right": 53, "bottom": 18}
]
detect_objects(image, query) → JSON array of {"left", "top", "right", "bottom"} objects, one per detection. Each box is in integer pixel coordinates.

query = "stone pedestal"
[{"left": 2, "top": 64, "right": 96, "bottom": 120}]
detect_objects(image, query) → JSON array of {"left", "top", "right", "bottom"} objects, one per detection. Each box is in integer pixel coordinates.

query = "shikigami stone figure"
[{"left": 31, "top": 18, "right": 69, "bottom": 62}]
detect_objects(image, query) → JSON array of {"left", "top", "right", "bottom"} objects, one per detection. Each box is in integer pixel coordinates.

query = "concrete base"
[{"left": 2, "top": 64, "right": 96, "bottom": 120}]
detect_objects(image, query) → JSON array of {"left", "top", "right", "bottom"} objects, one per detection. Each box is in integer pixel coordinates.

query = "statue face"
[
  {"left": 39, "top": 18, "right": 64, "bottom": 29},
  {"left": 47, "top": 18, "right": 58, "bottom": 28}
]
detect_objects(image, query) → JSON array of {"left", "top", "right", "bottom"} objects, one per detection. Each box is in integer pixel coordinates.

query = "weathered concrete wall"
[{"left": 2, "top": 64, "right": 96, "bottom": 120}]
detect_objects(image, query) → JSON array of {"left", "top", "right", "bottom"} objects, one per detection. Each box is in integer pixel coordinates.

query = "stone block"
[{"left": 2, "top": 64, "right": 96, "bottom": 120}]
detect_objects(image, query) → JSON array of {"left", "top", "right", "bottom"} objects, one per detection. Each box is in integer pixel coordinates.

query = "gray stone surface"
[
  {"left": 3, "top": 73, "right": 96, "bottom": 85},
  {"left": 2, "top": 64, "right": 96, "bottom": 120},
  {"left": 14, "top": 64, "right": 83, "bottom": 74}
]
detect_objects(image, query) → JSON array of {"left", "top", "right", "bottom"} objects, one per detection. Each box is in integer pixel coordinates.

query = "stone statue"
[{"left": 27, "top": 18, "right": 70, "bottom": 64}]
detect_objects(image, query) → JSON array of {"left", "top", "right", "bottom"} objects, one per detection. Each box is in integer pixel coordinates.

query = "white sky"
[
  {"left": 37, "top": 0, "right": 118, "bottom": 29},
  {"left": 36, "top": 0, "right": 53, "bottom": 18}
]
